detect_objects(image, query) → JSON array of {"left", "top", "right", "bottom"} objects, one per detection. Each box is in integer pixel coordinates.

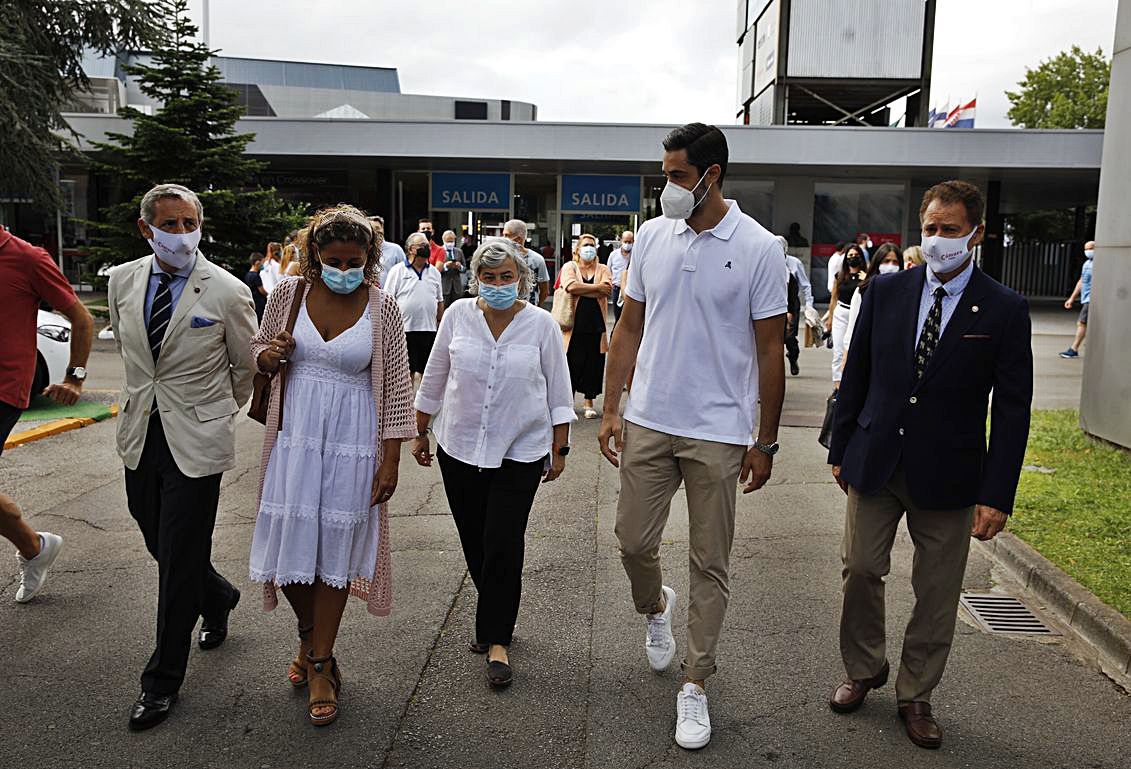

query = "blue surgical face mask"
[
  {"left": 1084, "top": 249, "right": 1095, "bottom": 259},
  {"left": 320, "top": 262, "right": 365, "bottom": 294},
  {"left": 580, "top": 246, "right": 598, "bottom": 261},
  {"left": 479, "top": 281, "right": 519, "bottom": 310}
]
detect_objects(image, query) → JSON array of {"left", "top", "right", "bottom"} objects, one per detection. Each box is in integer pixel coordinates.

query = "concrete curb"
[
  {"left": 979, "top": 532, "right": 1131, "bottom": 678},
  {"left": 4, "top": 404, "right": 118, "bottom": 450}
]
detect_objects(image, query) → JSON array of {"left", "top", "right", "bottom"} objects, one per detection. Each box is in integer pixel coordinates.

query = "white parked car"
[{"left": 34, "top": 309, "right": 72, "bottom": 397}]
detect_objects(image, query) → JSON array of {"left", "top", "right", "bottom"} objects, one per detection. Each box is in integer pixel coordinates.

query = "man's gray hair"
[
  {"left": 139, "top": 184, "right": 203, "bottom": 224},
  {"left": 469, "top": 237, "right": 532, "bottom": 299},
  {"left": 502, "top": 219, "right": 527, "bottom": 241},
  {"left": 405, "top": 231, "right": 428, "bottom": 251},
  {"left": 442, "top": 229, "right": 457, "bottom": 241}
]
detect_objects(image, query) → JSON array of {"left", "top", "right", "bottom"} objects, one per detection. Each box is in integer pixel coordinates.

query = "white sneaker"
[
  {"left": 15, "top": 532, "right": 63, "bottom": 603},
  {"left": 675, "top": 682, "right": 711, "bottom": 750},
  {"left": 645, "top": 585, "right": 677, "bottom": 671}
]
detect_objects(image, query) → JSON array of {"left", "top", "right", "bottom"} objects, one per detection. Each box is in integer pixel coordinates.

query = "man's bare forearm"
[{"left": 754, "top": 316, "right": 785, "bottom": 444}]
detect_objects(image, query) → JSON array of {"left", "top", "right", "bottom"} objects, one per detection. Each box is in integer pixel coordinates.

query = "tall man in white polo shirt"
[
  {"left": 599, "top": 123, "right": 787, "bottom": 750},
  {"left": 384, "top": 232, "right": 444, "bottom": 386}
]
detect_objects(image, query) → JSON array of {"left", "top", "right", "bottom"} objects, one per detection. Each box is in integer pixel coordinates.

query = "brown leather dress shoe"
[
  {"left": 828, "top": 661, "right": 890, "bottom": 713},
  {"left": 898, "top": 702, "right": 942, "bottom": 749}
]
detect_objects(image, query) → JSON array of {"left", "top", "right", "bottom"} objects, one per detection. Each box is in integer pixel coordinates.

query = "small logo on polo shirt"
[{"left": 724, "top": 261, "right": 733, "bottom": 269}]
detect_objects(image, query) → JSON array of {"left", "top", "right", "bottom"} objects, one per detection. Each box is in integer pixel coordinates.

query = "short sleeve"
[
  {"left": 749, "top": 240, "right": 789, "bottom": 321},
  {"left": 29, "top": 249, "right": 78, "bottom": 311},
  {"left": 537, "top": 257, "right": 549, "bottom": 282},
  {"left": 433, "top": 271, "right": 443, "bottom": 301},
  {"left": 624, "top": 238, "right": 646, "bottom": 303}
]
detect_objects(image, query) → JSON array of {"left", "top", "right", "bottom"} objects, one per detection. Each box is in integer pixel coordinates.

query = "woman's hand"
[
  {"left": 371, "top": 457, "right": 399, "bottom": 506},
  {"left": 411, "top": 435, "right": 433, "bottom": 467},
  {"left": 543, "top": 453, "right": 565, "bottom": 483},
  {"left": 257, "top": 330, "right": 295, "bottom": 373}
]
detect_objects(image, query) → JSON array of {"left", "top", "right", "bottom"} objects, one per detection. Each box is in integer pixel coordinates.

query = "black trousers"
[
  {"left": 124, "top": 415, "right": 237, "bottom": 695},
  {"left": 437, "top": 446, "right": 545, "bottom": 646},
  {"left": 612, "top": 287, "right": 623, "bottom": 323},
  {"left": 784, "top": 312, "right": 800, "bottom": 365}
]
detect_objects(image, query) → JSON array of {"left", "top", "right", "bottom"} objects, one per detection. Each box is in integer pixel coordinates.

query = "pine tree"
[{"left": 87, "top": 0, "right": 304, "bottom": 271}]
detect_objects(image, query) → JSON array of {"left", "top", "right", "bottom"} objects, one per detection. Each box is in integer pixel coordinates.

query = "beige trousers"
[
  {"left": 614, "top": 421, "right": 747, "bottom": 681},
  {"left": 840, "top": 466, "right": 975, "bottom": 703}
]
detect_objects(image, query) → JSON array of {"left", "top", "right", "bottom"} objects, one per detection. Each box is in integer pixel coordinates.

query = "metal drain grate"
[{"left": 959, "top": 593, "right": 1058, "bottom": 635}]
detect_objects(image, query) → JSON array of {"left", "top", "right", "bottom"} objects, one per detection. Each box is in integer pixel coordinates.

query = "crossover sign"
[
  {"left": 431, "top": 172, "right": 511, "bottom": 210},
  {"left": 560, "top": 175, "right": 641, "bottom": 214}
]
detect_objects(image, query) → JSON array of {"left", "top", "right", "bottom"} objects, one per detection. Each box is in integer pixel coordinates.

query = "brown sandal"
[
  {"left": 288, "top": 624, "right": 313, "bottom": 688},
  {"left": 307, "top": 652, "right": 341, "bottom": 727}
]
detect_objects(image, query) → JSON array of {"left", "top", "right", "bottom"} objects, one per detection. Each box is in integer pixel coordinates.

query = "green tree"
[
  {"left": 87, "top": 0, "right": 305, "bottom": 271},
  {"left": 0, "top": 1, "right": 169, "bottom": 209},
  {"left": 1006, "top": 45, "right": 1110, "bottom": 129}
]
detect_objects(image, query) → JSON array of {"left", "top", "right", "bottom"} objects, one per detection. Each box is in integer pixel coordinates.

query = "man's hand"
[
  {"left": 831, "top": 465, "right": 848, "bottom": 494},
  {"left": 971, "top": 504, "right": 1008, "bottom": 541},
  {"left": 739, "top": 447, "right": 772, "bottom": 493},
  {"left": 411, "top": 435, "right": 433, "bottom": 467},
  {"left": 43, "top": 381, "right": 82, "bottom": 406},
  {"left": 1064, "top": 298, "right": 1074, "bottom": 310},
  {"left": 371, "top": 457, "right": 399, "bottom": 506},
  {"left": 598, "top": 413, "right": 624, "bottom": 467},
  {"left": 543, "top": 453, "right": 565, "bottom": 483}
]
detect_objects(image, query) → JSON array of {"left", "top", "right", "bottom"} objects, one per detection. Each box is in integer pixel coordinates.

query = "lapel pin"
[
  {"left": 194, "top": 287, "right": 201, "bottom": 293},
  {"left": 972, "top": 305, "right": 979, "bottom": 313}
]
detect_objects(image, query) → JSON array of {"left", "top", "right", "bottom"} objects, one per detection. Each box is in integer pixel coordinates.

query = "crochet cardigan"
[{"left": 249, "top": 276, "right": 416, "bottom": 616}]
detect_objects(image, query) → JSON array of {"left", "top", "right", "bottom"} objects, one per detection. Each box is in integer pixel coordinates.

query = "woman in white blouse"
[{"left": 411, "top": 238, "right": 576, "bottom": 689}]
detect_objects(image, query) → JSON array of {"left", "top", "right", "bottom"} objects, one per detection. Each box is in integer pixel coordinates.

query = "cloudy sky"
[{"left": 191, "top": 0, "right": 1118, "bottom": 128}]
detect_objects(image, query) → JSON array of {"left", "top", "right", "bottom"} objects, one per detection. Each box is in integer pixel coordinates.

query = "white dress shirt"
[
  {"left": 826, "top": 251, "right": 844, "bottom": 294},
  {"left": 916, "top": 258, "right": 975, "bottom": 339},
  {"left": 383, "top": 261, "right": 444, "bottom": 332},
  {"left": 415, "top": 299, "right": 576, "bottom": 468},
  {"left": 785, "top": 254, "right": 813, "bottom": 308},
  {"left": 623, "top": 200, "right": 788, "bottom": 445},
  {"left": 608, "top": 249, "right": 630, "bottom": 288},
  {"left": 380, "top": 241, "right": 407, "bottom": 274},
  {"left": 260, "top": 258, "right": 282, "bottom": 295}
]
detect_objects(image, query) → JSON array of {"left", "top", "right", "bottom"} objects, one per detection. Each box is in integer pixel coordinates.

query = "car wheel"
[{"left": 32, "top": 354, "right": 49, "bottom": 399}]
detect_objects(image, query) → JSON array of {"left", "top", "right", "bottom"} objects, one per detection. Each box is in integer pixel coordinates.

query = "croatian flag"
[{"left": 945, "top": 98, "right": 977, "bottom": 128}]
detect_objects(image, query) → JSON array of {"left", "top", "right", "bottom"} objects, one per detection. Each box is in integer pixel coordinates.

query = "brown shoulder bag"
[{"left": 248, "top": 278, "right": 305, "bottom": 428}]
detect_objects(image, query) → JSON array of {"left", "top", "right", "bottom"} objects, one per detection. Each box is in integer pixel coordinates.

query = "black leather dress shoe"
[
  {"left": 199, "top": 588, "right": 240, "bottom": 650},
  {"left": 128, "top": 691, "right": 177, "bottom": 731}
]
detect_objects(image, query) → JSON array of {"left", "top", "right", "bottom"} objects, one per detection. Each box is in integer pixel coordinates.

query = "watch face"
[{"left": 558, "top": 445, "right": 571, "bottom": 456}]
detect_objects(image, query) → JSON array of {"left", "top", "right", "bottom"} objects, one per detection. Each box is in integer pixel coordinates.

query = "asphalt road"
[{"left": 1, "top": 309, "right": 1126, "bottom": 769}]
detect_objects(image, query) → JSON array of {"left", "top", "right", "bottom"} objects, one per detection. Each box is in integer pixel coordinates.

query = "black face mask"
[
  {"left": 846, "top": 256, "right": 864, "bottom": 269},
  {"left": 415, "top": 244, "right": 430, "bottom": 260}
]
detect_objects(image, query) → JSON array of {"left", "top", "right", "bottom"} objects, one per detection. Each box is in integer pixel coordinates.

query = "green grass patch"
[{"left": 1010, "top": 410, "right": 1131, "bottom": 618}]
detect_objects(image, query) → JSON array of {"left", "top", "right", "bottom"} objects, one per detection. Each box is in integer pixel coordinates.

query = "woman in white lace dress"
[{"left": 249, "top": 205, "right": 415, "bottom": 727}]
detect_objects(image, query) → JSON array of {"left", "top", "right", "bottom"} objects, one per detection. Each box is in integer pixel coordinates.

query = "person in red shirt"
[
  {"left": 417, "top": 217, "right": 447, "bottom": 266},
  {"left": 0, "top": 225, "right": 94, "bottom": 602}
]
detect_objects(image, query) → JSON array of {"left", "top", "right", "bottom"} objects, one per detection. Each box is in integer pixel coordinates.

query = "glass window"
[
  {"left": 728, "top": 179, "right": 774, "bottom": 227},
  {"left": 811, "top": 181, "right": 905, "bottom": 301}
]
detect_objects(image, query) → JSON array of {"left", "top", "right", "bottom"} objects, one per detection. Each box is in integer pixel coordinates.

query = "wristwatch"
[
  {"left": 752, "top": 439, "right": 779, "bottom": 456},
  {"left": 66, "top": 366, "right": 88, "bottom": 382},
  {"left": 555, "top": 443, "right": 571, "bottom": 457}
]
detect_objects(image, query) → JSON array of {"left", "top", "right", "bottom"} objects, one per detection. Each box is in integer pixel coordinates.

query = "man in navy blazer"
[{"left": 826, "top": 181, "right": 1033, "bottom": 750}]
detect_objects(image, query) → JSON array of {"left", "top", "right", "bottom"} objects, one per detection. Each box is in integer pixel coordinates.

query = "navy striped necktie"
[{"left": 148, "top": 273, "right": 173, "bottom": 361}]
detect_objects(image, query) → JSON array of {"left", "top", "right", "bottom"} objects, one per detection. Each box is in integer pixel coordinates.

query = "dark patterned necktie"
[
  {"left": 147, "top": 273, "right": 173, "bottom": 361},
  {"left": 913, "top": 286, "right": 948, "bottom": 380}
]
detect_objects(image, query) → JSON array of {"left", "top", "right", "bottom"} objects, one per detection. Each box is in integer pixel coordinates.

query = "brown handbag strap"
[{"left": 275, "top": 278, "right": 306, "bottom": 431}]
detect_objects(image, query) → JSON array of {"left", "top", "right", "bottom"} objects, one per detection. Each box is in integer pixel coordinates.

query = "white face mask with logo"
[
  {"left": 921, "top": 227, "right": 979, "bottom": 275},
  {"left": 147, "top": 225, "right": 201, "bottom": 270},
  {"left": 660, "top": 170, "right": 713, "bottom": 220}
]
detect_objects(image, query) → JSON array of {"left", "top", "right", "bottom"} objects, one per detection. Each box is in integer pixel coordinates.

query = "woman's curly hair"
[{"left": 297, "top": 204, "right": 382, "bottom": 286}]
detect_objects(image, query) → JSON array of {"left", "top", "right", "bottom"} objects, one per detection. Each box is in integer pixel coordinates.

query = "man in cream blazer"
[{"left": 107, "top": 184, "right": 257, "bottom": 731}]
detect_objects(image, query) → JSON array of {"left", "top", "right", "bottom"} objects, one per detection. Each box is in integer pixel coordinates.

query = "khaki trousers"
[
  {"left": 614, "top": 421, "right": 747, "bottom": 680},
  {"left": 840, "top": 466, "right": 975, "bottom": 703}
]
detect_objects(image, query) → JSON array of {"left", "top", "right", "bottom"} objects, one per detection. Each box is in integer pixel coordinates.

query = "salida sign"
[
  {"left": 561, "top": 175, "right": 641, "bottom": 213},
  {"left": 431, "top": 172, "right": 511, "bottom": 210}
]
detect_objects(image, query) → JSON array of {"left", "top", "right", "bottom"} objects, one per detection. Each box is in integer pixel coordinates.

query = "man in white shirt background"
[
  {"left": 370, "top": 215, "right": 407, "bottom": 276},
  {"left": 502, "top": 219, "right": 550, "bottom": 307},
  {"left": 384, "top": 232, "right": 444, "bottom": 387},
  {"left": 598, "top": 123, "right": 786, "bottom": 751},
  {"left": 608, "top": 230, "right": 634, "bottom": 323},
  {"left": 776, "top": 235, "right": 814, "bottom": 375}
]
